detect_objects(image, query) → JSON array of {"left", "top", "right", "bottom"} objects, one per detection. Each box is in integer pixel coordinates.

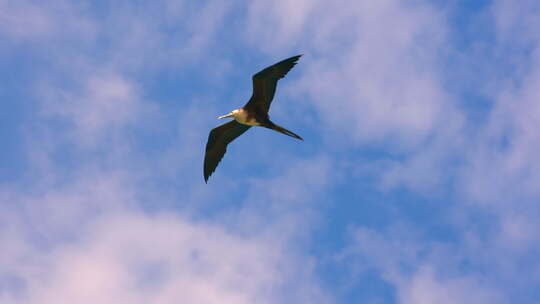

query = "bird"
[{"left": 203, "top": 55, "right": 303, "bottom": 183}]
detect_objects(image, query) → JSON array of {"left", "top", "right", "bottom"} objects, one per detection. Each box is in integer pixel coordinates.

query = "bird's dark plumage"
[
  {"left": 204, "top": 55, "right": 302, "bottom": 182},
  {"left": 245, "top": 55, "right": 302, "bottom": 113},
  {"left": 204, "top": 121, "right": 251, "bottom": 182}
]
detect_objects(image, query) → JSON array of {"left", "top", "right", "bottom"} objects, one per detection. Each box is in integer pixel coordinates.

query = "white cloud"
[
  {"left": 454, "top": 3, "right": 540, "bottom": 265},
  {"left": 345, "top": 226, "right": 504, "bottom": 304},
  {"left": 245, "top": 0, "right": 314, "bottom": 50},
  {"left": 244, "top": 0, "right": 540, "bottom": 213},
  {"left": 4, "top": 0, "right": 540, "bottom": 302},
  {"left": 397, "top": 266, "right": 501, "bottom": 304},
  {"left": 0, "top": 169, "right": 330, "bottom": 304},
  {"left": 0, "top": 1, "right": 55, "bottom": 39},
  {"left": 0, "top": 0, "right": 232, "bottom": 74},
  {"left": 1, "top": 213, "right": 328, "bottom": 304},
  {"left": 247, "top": 0, "right": 457, "bottom": 147},
  {"left": 40, "top": 73, "right": 147, "bottom": 146},
  {"left": 243, "top": 0, "right": 468, "bottom": 196},
  {"left": 0, "top": 1, "right": 95, "bottom": 42},
  {"left": 462, "top": 43, "right": 540, "bottom": 204},
  {"left": 223, "top": 155, "right": 332, "bottom": 238},
  {"left": 1, "top": 1, "right": 337, "bottom": 304}
]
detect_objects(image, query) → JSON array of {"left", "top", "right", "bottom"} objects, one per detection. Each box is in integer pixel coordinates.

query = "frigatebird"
[{"left": 203, "top": 55, "right": 303, "bottom": 182}]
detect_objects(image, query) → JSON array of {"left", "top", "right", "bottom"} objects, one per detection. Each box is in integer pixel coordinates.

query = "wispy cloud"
[
  {"left": 0, "top": 1, "right": 95, "bottom": 42},
  {"left": 1, "top": 206, "right": 329, "bottom": 303},
  {"left": 1, "top": 2, "right": 334, "bottom": 303},
  {"left": 3, "top": 0, "right": 540, "bottom": 303},
  {"left": 39, "top": 73, "right": 146, "bottom": 146},
  {"left": 248, "top": 0, "right": 455, "bottom": 144},
  {"left": 243, "top": 0, "right": 540, "bottom": 302},
  {"left": 344, "top": 226, "right": 503, "bottom": 304}
]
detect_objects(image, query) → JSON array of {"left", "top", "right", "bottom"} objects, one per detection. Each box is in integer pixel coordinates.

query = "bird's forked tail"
[{"left": 267, "top": 123, "right": 303, "bottom": 140}]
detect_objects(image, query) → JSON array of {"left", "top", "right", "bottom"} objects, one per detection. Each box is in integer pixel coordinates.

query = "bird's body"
[
  {"left": 203, "top": 55, "right": 303, "bottom": 182},
  {"left": 224, "top": 108, "right": 262, "bottom": 126}
]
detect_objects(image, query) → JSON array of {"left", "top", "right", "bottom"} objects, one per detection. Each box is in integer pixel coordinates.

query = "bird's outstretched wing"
[
  {"left": 204, "top": 120, "right": 251, "bottom": 182},
  {"left": 245, "top": 55, "right": 302, "bottom": 113}
]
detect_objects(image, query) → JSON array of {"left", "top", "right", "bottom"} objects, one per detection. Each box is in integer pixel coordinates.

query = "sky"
[{"left": 1, "top": 0, "right": 540, "bottom": 303}]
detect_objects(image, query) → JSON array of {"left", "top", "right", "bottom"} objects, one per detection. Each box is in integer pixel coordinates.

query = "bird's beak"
[{"left": 217, "top": 112, "right": 234, "bottom": 119}]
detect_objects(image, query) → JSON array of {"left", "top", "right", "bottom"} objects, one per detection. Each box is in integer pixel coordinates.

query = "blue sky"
[{"left": 1, "top": 0, "right": 540, "bottom": 303}]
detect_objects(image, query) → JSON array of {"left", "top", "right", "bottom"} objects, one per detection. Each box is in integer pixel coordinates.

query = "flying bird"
[{"left": 203, "top": 55, "right": 303, "bottom": 182}]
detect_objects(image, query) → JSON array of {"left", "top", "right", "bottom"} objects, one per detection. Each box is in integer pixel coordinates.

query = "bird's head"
[{"left": 217, "top": 109, "right": 239, "bottom": 119}]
